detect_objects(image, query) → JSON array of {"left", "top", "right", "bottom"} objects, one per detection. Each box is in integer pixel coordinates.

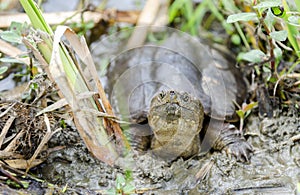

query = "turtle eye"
[
  {"left": 182, "top": 93, "right": 190, "bottom": 102},
  {"left": 159, "top": 91, "right": 166, "bottom": 99}
]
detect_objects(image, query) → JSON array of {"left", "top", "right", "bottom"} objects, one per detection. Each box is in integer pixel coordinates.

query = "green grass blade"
[{"left": 19, "top": 0, "right": 53, "bottom": 34}]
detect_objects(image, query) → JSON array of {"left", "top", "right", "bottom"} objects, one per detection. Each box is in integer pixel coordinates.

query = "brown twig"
[
  {"left": 0, "top": 39, "right": 30, "bottom": 65},
  {"left": 0, "top": 116, "right": 15, "bottom": 148},
  {"left": 26, "top": 114, "right": 61, "bottom": 172},
  {"left": 195, "top": 160, "right": 214, "bottom": 181},
  {"left": 126, "top": 0, "right": 168, "bottom": 49}
]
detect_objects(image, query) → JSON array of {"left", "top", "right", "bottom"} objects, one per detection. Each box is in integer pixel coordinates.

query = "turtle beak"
[{"left": 166, "top": 103, "right": 178, "bottom": 115}]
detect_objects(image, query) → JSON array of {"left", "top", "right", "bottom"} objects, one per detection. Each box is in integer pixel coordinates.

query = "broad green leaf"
[
  {"left": 10, "top": 22, "right": 24, "bottom": 34},
  {"left": 0, "top": 66, "right": 8, "bottom": 74},
  {"left": 0, "top": 31, "right": 22, "bottom": 43},
  {"left": 270, "top": 30, "right": 288, "bottom": 41},
  {"left": 226, "top": 12, "right": 257, "bottom": 23},
  {"left": 253, "top": 1, "right": 281, "bottom": 9},
  {"left": 237, "top": 49, "right": 267, "bottom": 63}
]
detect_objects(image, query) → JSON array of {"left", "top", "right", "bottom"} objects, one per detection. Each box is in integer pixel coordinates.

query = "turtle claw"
[{"left": 224, "top": 140, "right": 253, "bottom": 162}]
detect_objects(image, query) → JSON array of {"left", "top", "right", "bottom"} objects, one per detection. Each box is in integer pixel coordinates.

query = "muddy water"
[{"left": 40, "top": 106, "right": 300, "bottom": 194}]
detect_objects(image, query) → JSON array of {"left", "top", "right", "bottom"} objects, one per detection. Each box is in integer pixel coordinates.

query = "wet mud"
[{"left": 39, "top": 107, "right": 300, "bottom": 194}]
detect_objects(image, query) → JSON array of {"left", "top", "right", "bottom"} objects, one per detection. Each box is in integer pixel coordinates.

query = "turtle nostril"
[{"left": 170, "top": 90, "right": 175, "bottom": 95}]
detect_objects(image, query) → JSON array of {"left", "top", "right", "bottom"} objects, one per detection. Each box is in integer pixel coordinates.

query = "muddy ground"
[
  {"left": 21, "top": 104, "right": 295, "bottom": 194},
  {"left": 0, "top": 96, "right": 299, "bottom": 195}
]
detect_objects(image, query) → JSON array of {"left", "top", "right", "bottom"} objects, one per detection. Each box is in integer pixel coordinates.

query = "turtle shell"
[{"left": 102, "top": 29, "right": 246, "bottom": 123}]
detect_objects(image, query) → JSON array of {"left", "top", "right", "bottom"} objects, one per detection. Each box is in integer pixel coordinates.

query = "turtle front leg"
[
  {"left": 213, "top": 123, "right": 253, "bottom": 162},
  {"left": 201, "top": 119, "right": 253, "bottom": 162}
]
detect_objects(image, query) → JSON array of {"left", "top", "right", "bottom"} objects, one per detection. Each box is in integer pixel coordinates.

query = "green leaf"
[
  {"left": 21, "top": 180, "right": 30, "bottom": 189},
  {"left": 231, "top": 34, "right": 241, "bottom": 45},
  {"left": 237, "top": 49, "right": 267, "bottom": 63},
  {"left": 123, "top": 183, "right": 136, "bottom": 194},
  {"left": 244, "top": 110, "right": 252, "bottom": 118},
  {"left": 10, "top": 22, "right": 26, "bottom": 34},
  {"left": 226, "top": 12, "right": 257, "bottom": 23},
  {"left": 274, "top": 47, "right": 283, "bottom": 59},
  {"left": 221, "top": 0, "right": 239, "bottom": 13},
  {"left": 0, "top": 31, "right": 22, "bottom": 43},
  {"left": 270, "top": 30, "right": 287, "bottom": 41},
  {"left": 19, "top": 0, "right": 53, "bottom": 34},
  {"left": 124, "top": 170, "right": 133, "bottom": 182},
  {"left": 253, "top": 1, "right": 281, "bottom": 9},
  {"left": 242, "top": 102, "right": 258, "bottom": 112},
  {"left": 0, "top": 66, "right": 8, "bottom": 74},
  {"left": 30, "top": 82, "right": 39, "bottom": 90},
  {"left": 0, "top": 57, "right": 24, "bottom": 64},
  {"left": 116, "top": 174, "right": 125, "bottom": 190},
  {"left": 236, "top": 110, "right": 245, "bottom": 119},
  {"left": 168, "top": 0, "right": 185, "bottom": 22},
  {"left": 287, "top": 16, "right": 300, "bottom": 26},
  {"left": 104, "top": 188, "right": 117, "bottom": 195},
  {"left": 282, "top": 0, "right": 300, "bottom": 58},
  {"left": 263, "top": 9, "right": 276, "bottom": 30}
]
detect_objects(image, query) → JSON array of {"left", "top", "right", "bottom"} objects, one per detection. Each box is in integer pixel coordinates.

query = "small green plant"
[
  {"left": 70, "top": 20, "right": 95, "bottom": 36},
  {"left": 0, "top": 21, "right": 29, "bottom": 44},
  {"left": 0, "top": 22, "right": 31, "bottom": 77},
  {"left": 236, "top": 102, "right": 258, "bottom": 132},
  {"left": 6, "top": 179, "right": 29, "bottom": 189},
  {"left": 105, "top": 171, "right": 136, "bottom": 195}
]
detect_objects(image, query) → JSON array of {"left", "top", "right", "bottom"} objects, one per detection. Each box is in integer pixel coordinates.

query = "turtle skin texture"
[{"left": 148, "top": 90, "right": 252, "bottom": 162}]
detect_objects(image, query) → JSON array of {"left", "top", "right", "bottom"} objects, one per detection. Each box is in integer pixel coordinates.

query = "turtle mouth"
[
  {"left": 164, "top": 103, "right": 181, "bottom": 122},
  {"left": 166, "top": 103, "right": 181, "bottom": 116}
]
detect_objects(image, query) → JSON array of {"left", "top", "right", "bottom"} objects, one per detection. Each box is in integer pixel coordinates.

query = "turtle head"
[{"left": 148, "top": 90, "right": 203, "bottom": 125}]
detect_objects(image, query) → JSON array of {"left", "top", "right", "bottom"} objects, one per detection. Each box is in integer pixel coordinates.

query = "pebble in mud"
[{"left": 98, "top": 178, "right": 109, "bottom": 187}]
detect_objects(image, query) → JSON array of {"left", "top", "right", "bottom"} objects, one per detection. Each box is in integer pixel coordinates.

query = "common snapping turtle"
[{"left": 102, "top": 27, "right": 252, "bottom": 161}]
